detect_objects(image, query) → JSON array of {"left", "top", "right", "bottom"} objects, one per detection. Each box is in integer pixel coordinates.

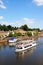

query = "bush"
[
  {"left": 17, "top": 33, "right": 22, "bottom": 36},
  {"left": 14, "top": 32, "right": 22, "bottom": 37},
  {"left": 33, "top": 32, "right": 38, "bottom": 36},
  {"left": 9, "top": 32, "right": 14, "bottom": 37},
  {"left": 14, "top": 33, "right": 17, "bottom": 37},
  {"left": 26, "top": 32, "right": 32, "bottom": 36}
]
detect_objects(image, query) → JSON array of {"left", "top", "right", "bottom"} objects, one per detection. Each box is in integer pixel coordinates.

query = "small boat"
[
  {"left": 9, "top": 36, "right": 17, "bottom": 43},
  {"left": 15, "top": 40, "right": 37, "bottom": 52}
]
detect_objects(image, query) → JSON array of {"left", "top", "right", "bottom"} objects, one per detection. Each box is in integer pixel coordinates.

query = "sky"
[{"left": 0, "top": 0, "right": 43, "bottom": 29}]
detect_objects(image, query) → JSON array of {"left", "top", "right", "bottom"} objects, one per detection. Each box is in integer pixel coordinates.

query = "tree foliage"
[
  {"left": 32, "top": 28, "right": 40, "bottom": 32},
  {"left": 0, "top": 24, "right": 18, "bottom": 31},
  {"left": 20, "top": 24, "right": 29, "bottom": 31},
  {"left": 0, "top": 24, "right": 40, "bottom": 32}
]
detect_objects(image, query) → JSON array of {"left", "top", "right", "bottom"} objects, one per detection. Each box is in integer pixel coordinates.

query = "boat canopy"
[{"left": 9, "top": 36, "right": 16, "bottom": 40}]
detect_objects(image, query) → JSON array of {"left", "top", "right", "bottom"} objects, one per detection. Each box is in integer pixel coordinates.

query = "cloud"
[
  {"left": 23, "top": 18, "right": 34, "bottom": 24},
  {"left": 0, "top": 16, "right": 4, "bottom": 20},
  {"left": 0, "top": 21, "right": 14, "bottom": 25},
  {"left": 33, "top": 0, "right": 43, "bottom": 6},
  {"left": 13, "top": 18, "right": 35, "bottom": 27},
  {"left": 0, "top": 0, "right": 6, "bottom": 9},
  {"left": 0, "top": 18, "right": 35, "bottom": 27}
]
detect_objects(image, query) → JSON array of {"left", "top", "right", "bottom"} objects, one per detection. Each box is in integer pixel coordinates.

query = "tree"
[
  {"left": 14, "top": 27, "right": 18, "bottom": 30},
  {"left": 7, "top": 25, "right": 12, "bottom": 30},
  {"left": 20, "top": 24, "right": 29, "bottom": 31},
  {"left": 32, "top": 28, "right": 40, "bottom": 32},
  {"left": 2, "top": 25, "right": 8, "bottom": 31},
  {"left": 0, "top": 24, "right": 2, "bottom": 30}
]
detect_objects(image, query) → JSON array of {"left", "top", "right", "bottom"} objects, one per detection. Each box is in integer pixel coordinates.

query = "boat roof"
[
  {"left": 9, "top": 36, "right": 16, "bottom": 40},
  {"left": 17, "top": 40, "right": 33, "bottom": 44}
]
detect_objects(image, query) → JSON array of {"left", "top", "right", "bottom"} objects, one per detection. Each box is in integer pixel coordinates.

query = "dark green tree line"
[{"left": 0, "top": 24, "right": 40, "bottom": 31}]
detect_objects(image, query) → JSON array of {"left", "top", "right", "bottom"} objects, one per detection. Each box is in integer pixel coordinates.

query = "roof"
[{"left": 17, "top": 40, "right": 33, "bottom": 43}]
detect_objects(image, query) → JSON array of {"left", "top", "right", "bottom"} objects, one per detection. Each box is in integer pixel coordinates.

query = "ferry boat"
[{"left": 15, "top": 40, "right": 37, "bottom": 52}]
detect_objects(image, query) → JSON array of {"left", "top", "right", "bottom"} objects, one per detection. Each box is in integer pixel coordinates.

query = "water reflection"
[
  {"left": 0, "top": 37, "right": 43, "bottom": 65},
  {"left": 16, "top": 47, "right": 36, "bottom": 61}
]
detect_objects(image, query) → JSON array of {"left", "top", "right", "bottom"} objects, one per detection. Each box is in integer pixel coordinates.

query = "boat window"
[
  {"left": 24, "top": 44, "right": 32, "bottom": 48},
  {"left": 30, "top": 44, "right": 32, "bottom": 46},
  {"left": 16, "top": 47, "right": 22, "bottom": 49},
  {"left": 16, "top": 43, "right": 23, "bottom": 45}
]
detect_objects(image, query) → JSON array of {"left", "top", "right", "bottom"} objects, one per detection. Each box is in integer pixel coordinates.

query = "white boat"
[
  {"left": 9, "top": 37, "right": 17, "bottom": 43},
  {"left": 15, "top": 40, "right": 37, "bottom": 52}
]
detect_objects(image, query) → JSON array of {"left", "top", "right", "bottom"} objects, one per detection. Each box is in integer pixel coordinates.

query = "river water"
[{"left": 0, "top": 37, "right": 43, "bottom": 65}]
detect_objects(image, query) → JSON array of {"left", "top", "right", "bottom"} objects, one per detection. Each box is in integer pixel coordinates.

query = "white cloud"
[
  {"left": 13, "top": 18, "right": 35, "bottom": 27},
  {"left": 0, "top": 16, "right": 4, "bottom": 20},
  {"left": 0, "top": 18, "right": 35, "bottom": 27},
  {"left": 0, "top": 21, "right": 14, "bottom": 25},
  {"left": 23, "top": 18, "right": 34, "bottom": 24},
  {"left": 33, "top": 0, "right": 43, "bottom": 6},
  {"left": 0, "top": 0, "right": 6, "bottom": 9}
]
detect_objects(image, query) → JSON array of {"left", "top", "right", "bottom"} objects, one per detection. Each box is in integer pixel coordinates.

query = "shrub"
[
  {"left": 26, "top": 32, "right": 32, "bottom": 36},
  {"left": 9, "top": 32, "right": 14, "bottom": 37},
  {"left": 17, "top": 32, "right": 22, "bottom": 36},
  {"left": 33, "top": 32, "right": 38, "bottom": 36},
  {"left": 14, "top": 33, "right": 17, "bottom": 37},
  {"left": 14, "top": 32, "right": 22, "bottom": 37}
]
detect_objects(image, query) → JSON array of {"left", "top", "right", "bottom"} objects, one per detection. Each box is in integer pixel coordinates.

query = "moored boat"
[{"left": 9, "top": 36, "right": 17, "bottom": 43}]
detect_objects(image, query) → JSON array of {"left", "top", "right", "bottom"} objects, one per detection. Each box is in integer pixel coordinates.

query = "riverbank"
[
  {"left": 17, "top": 36, "right": 40, "bottom": 41},
  {"left": 0, "top": 34, "right": 42, "bottom": 45},
  {"left": 0, "top": 36, "right": 38, "bottom": 44},
  {"left": 0, "top": 38, "right": 9, "bottom": 44}
]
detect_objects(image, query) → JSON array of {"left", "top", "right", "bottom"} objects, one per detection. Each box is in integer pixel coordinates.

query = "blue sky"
[{"left": 0, "top": 0, "right": 43, "bottom": 29}]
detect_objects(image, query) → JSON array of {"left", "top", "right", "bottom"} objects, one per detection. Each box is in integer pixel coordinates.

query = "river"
[{"left": 0, "top": 37, "right": 43, "bottom": 65}]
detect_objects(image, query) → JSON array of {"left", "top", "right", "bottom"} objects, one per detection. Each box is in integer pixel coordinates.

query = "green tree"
[
  {"left": 20, "top": 24, "right": 29, "bottom": 31},
  {"left": 7, "top": 25, "right": 12, "bottom": 30},
  {"left": 32, "top": 28, "right": 40, "bottom": 32},
  {"left": 2, "top": 25, "right": 8, "bottom": 31},
  {"left": 0, "top": 24, "right": 2, "bottom": 30},
  {"left": 14, "top": 27, "right": 18, "bottom": 30}
]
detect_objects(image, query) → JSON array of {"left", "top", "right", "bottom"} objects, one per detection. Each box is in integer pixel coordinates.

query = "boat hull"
[{"left": 9, "top": 39, "right": 17, "bottom": 43}]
